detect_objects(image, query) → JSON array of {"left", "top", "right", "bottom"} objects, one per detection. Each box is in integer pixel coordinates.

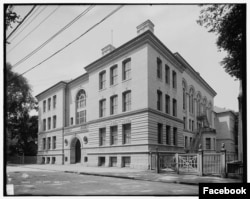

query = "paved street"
[{"left": 7, "top": 169, "right": 198, "bottom": 196}]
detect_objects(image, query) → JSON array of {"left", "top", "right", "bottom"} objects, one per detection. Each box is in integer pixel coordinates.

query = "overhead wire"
[
  {"left": 8, "top": 5, "right": 124, "bottom": 83},
  {"left": 6, "top": 5, "right": 37, "bottom": 41},
  {"left": 8, "top": 6, "right": 48, "bottom": 44},
  {"left": 8, "top": 6, "right": 60, "bottom": 54},
  {"left": 8, "top": 6, "right": 41, "bottom": 43},
  {"left": 12, "top": 5, "right": 95, "bottom": 69}
]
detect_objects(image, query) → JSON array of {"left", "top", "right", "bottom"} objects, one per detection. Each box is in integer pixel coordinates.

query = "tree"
[
  {"left": 5, "top": 5, "right": 20, "bottom": 30},
  {"left": 6, "top": 63, "right": 38, "bottom": 156},
  {"left": 197, "top": 4, "right": 246, "bottom": 80}
]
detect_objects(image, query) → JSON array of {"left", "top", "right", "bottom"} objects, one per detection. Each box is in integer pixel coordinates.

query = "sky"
[{"left": 6, "top": 4, "right": 240, "bottom": 112}]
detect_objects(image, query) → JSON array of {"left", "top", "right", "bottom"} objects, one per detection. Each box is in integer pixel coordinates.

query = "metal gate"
[
  {"left": 178, "top": 154, "right": 198, "bottom": 174},
  {"left": 203, "top": 153, "right": 221, "bottom": 175},
  {"left": 159, "top": 153, "right": 176, "bottom": 173}
]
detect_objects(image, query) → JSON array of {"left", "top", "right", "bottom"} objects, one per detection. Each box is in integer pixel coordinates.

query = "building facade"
[
  {"left": 36, "top": 20, "right": 217, "bottom": 169},
  {"left": 214, "top": 106, "right": 238, "bottom": 153}
]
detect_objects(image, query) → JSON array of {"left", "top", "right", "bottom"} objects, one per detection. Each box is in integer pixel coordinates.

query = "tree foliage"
[
  {"left": 6, "top": 63, "right": 38, "bottom": 156},
  {"left": 5, "top": 5, "right": 20, "bottom": 30},
  {"left": 197, "top": 4, "right": 246, "bottom": 80}
]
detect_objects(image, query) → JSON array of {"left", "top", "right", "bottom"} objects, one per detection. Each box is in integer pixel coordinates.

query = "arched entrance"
[
  {"left": 70, "top": 137, "right": 81, "bottom": 164},
  {"left": 75, "top": 139, "right": 81, "bottom": 163}
]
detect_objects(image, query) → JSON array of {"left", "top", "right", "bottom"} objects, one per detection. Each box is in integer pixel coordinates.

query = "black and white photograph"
[{"left": 4, "top": 1, "right": 246, "bottom": 196}]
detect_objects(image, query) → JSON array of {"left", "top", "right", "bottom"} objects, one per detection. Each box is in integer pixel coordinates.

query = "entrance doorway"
[
  {"left": 75, "top": 139, "right": 81, "bottom": 163},
  {"left": 70, "top": 137, "right": 82, "bottom": 164}
]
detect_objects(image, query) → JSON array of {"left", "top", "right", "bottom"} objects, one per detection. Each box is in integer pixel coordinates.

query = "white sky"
[{"left": 6, "top": 4, "right": 240, "bottom": 112}]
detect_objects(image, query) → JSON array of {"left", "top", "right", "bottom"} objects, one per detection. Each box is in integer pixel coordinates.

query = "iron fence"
[
  {"left": 7, "top": 156, "right": 37, "bottom": 164},
  {"left": 203, "top": 153, "right": 221, "bottom": 175}
]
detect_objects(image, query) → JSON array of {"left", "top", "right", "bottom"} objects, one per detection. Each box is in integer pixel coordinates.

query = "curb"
[{"left": 63, "top": 170, "right": 199, "bottom": 185}]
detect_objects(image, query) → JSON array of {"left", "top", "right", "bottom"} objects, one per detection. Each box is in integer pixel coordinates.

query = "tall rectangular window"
[
  {"left": 157, "top": 58, "right": 162, "bottom": 79},
  {"left": 190, "top": 137, "right": 193, "bottom": 147},
  {"left": 166, "top": 125, "right": 171, "bottom": 145},
  {"left": 165, "top": 94, "right": 170, "bottom": 114},
  {"left": 157, "top": 123, "right": 163, "bottom": 144},
  {"left": 99, "top": 99, "right": 106, "bottom": 117},
  {"left": 189, "top": 119, "right": 191, "bottom": 130},
  {"left": 172, "top": 70, "right": 177, "bottom": 89},
  {"left": 43, "top": 119, "right": 46, "bottom": 131},
  {"left": 157, "top": 90, "right": 162, "bottom": 111},
  {"left": 123, "top": 91, "right": 131, "bottom": 112},
  {"left": 48, "top": 117, "right": 51, "bottom": 130},
  {"left": 123, "top": 123, "right": 131, "bottom": 144},
  {"left": 184, "top": 136, "right": 188, "bottom": 148},
  {"left": 192, "top": 120, "right": 194, "bottom": 131},
  {"left": 99, "top": 128, "right": 106, "bottom": 146},
  {"left": 110, "top": 65, "right": 118, "bottom": 85},
  {"left": 71, "top": 117, "right": 74, "bottom": 125},
  {"left": 110, "top": 126, "right": 118, "bottom": 145},
  {"left": 173, "top": 127, "right": 177, "bottom": 146},
  {"left": 48, "top": 98, "right": 51, "bottom": 111},
  {"left": 172, "top": 98, "right": 177, "bottom": 117},
  {"left": 53, "top": 115, "right": 56, "bottom": 128},
  {"left": 53, "top": 95, "right": 57, "bottom": 109},
  {"left": 110, "top": 95, "right": 118, "bottom": 115},
  {"left": 52, "top": 136, "right": 56, "bottom": 149},
  {"left": 183, "top": 117, "right": 186, "bottom": 130},
  {"left": 165, "top": 64, "right": 170, "bottom": 84},
  {"left": 205, "top": 138, "right": 211, "bottom": 150},
  {"left": 77, "top": 110, "right": 86, "bottom": 124},
  {"left": 43, "top": 138, "right": 46, "bottom": 150},
  {"left": 47, "top": 137, "right": 51, "bottom": 150},
  {"left": 122, "top": 58, "right": 131, "bottom": 80},
  {"left": 99, "top": 71, "right": 106, "bottom": 90},
  {"left": 43, "top": 100, "right": 46, "bottom": 112}
]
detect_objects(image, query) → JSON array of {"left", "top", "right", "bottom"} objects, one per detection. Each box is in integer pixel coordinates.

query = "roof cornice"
[
  {"left": 174, "top": 52, "right": 217, "bottom": 97},
  {"left": 84, "top": 30, "right": 185, "bottom": 73},
  {"left": 35, "top": 81, "right": 67, "bottom": 100}
]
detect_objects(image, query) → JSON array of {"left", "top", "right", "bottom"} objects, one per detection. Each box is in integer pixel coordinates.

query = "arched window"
[
  {"left": 208, "top": 102, "right": 212, "bottom": 127},
  {"left": 76, "top": 89, "right": 87, "bottom": 125},
  {"left": 202, "top": 97, "right": 207, "bottom": 115},
  {"left": 196, "top": 92, "right": 201, "bottom": 116},
  {"left": 182, "top": 80, "right": 187, "bottom": 110},
  {"left": 189, "top": 87, "right": 194, "bottom": 114}
]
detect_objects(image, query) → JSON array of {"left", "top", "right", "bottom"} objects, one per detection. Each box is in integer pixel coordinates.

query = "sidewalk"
[{"left": 7, "top": 164, "right": 243, "bottom": 185}]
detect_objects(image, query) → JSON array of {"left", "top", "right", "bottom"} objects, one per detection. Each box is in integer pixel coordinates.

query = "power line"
[
  {"left": 8, "top": 5, "right": 124, "bottom": 83},
  {"left": 8, "top": 6, "right": 48, "bottom": 43},
  {"left": 8, "top": 6, "right": 41, "bottom": 42},
  {"left": 8, "top": 6, "right": 60, "bottom": 54},
  {"left": 6, "top": 5, "right": 37, "bottom": 40},
  {"left": 12, "top": 5, "right": 95, "bottom": 69}
]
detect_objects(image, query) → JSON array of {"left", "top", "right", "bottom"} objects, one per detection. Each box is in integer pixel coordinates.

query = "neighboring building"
[
  {"left": 214, "top": 106, "right": 238, "bottom": 153},
  {"left": 36, "top": 20, "right": 217, "bottom": 169}
]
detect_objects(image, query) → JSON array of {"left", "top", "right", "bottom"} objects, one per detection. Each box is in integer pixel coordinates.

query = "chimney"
[
  {"left": 101, "top": 44, "right": 116, "bottom": 56},
  {"left": 136, "top": 19, "right": 154, "bottom": 35}
]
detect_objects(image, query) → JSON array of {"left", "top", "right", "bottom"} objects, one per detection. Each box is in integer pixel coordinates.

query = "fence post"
[
  {"left": 198, "top": 144, "right": 203, "bottom": 176},
  {"left": 175, "top": 153, "right": 179, "bottom": 174},
  {"left": 156, "top": 148, "right": 160, "bottom": 173},
  {"left": 220, "top": 143, "right": 227, "bottom": 178}
]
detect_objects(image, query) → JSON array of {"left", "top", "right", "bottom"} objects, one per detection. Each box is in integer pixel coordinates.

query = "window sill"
[
  {"left": 99, "top": 88, "right": 107, "bottom": 92},
  {"left": 110, "top": 83, "right": 118, "bottom": 88},
  {"left": 122, "top": 78, "right": 131, "bottom": 83}
]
